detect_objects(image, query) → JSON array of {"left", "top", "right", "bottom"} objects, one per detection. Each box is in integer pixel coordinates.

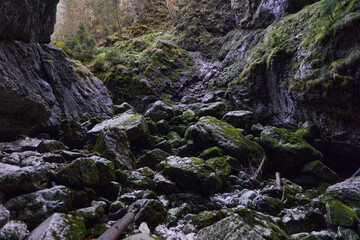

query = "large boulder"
[
  {"left": 128, "top": 199, "right": 166, "bottom": 230},
  {"left": 325, "top": 176, "right": 360, "bottom": 208},
  {"left": 145, "top": 101, "right": 174, "bottom": 122},
  {"left": 185, "top": 116, "right": 265, "bottom": 167},
  {"left": 0, "top": 0, "right": 113, "bottom": 140},
  {"left": 55, "top": 156, "right": 115, "bottom": 188},
  {"left": 88, "top": 113, "right": 148, "bottom": 142},
  {"left": 4, "top": 186, "right": 74, "bottom": 229},
  {"left": 27, "top": 213, "right": 86, "bottom": 240},
  {"left": 260, "top": 126, "right": 323, "bottom": 174},
  {"left": 157, "top": 156, "right": 222, "bottom": 196},
  {"left": 93, "top": 128, "right": 134, "bottom": 169},
  {"left": 0, "top": 165, "right": 51, "bottom": 199},
  {"left": 197, "top": 208, "right": 289, "bottom": 239}
]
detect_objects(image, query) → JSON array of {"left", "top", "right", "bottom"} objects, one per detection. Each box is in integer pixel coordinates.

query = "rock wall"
[{"left": 0, "top": 0, "right": 113, "bottom": 140}]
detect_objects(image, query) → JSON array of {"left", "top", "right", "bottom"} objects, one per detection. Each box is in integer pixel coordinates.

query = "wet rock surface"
[{"left": 1, "top": 0, "right": 360, "bottom": 239}]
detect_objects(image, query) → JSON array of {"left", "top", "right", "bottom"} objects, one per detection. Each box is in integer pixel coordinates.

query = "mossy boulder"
[
  {"left": 185, "top": 116, "right": 266, "bottom": 167},
  {"left": 88, "top": 113, "right": 148, "bottom": 142},
  {"left": 325, "top": 176, "right": 360, "bottom": 208},
  {"left": 93, "top": 127, "right": 134, "bottom": 169},
  {"left": 192, "top": 210, "right": 226, "bottom": 229},
  {"left": 281, "top": 209, "right": 326, "bottom": 235},
  {"left": 222, "top": 110, "right": 257, "bottom": 132},
  {"left": 197, "top": 208, "right": 289, "bottom": 240},
  {"left": 260, "top": 126, "right": 323, "bottom": 174},
  {"left": 252, "top": 195, "right": 284, "bottom": 216},
  {"left": 26, "top": 213, "right": 86, "bottom": 240},
  {"left": 199, "top": 147, "right": 224, "bottom": 160},
  {"left": 198, "top": 102, "right": 227, "bottom": 119},
  {"left": 124, "top": 168, "right": 156, "bottom": 191},
  {"left": 4, "top": 186, "right": 74, "bottom": 229},
  {"left": 55, "top": 156, "right": 115, "bottom": 188},
  {"left": 157, "top": 156, "right": 222, "bottom": 196},
  {"left": 135, "top": 148, "right": 171, "bottom": 169},
  {"left": 71, "top": 203, "right": 105, "bottom": 227},
  {"left": 128, "top": 199, "right": 166, "bottom": 230},
  {"left": 301, "top": 160, "right": 339, "bottom": 183},
  {"left": 205, "top": 157, "right": 232, "bottom": 182},
  {"left": 166, "top": 131, "right": 186, "bottom": 148},
  {"left": 326, "top": 201, "right": 356, "bottom": 227}
]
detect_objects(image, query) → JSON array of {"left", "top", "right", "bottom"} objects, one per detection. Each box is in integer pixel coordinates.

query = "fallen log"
[{"left": 97, "top": 212, "right": 134, "bottom": 240}]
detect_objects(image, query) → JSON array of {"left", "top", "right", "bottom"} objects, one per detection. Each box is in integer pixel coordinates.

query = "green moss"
[
  {"left": 205, "top": 157, "right": 231, "bottom": 182},
  {"left": 228, "top": 0, "right": 359, "bottom": 94},
  {"left": 192, "top": 210, "right": 226, "bottom": 229},
  {"left": 327, "top": 201, "right": 356, "bottom": 227}
]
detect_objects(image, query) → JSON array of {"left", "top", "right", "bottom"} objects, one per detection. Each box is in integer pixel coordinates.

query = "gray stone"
[
  {"left": 197, "top": 209, "right": 289, "bottom": 240},
  {"left": 0, "top": 139, "right": 41, "bottom": 153},
  {"left": 129, "top": 199, "right": 166, "bottom": 230},
  {"left": 0, "top": 220, "right": 28, "bottom": 240},
  {"left": 145, "top": 101, "right": 174, "bottom": 122},
  {"left": 198, "top": 102, "right": 227, "bottom": 119},
  {"left": 252, "top": 195, "right": 284, "bottom": 216},
  {"left": 325, "top": 176, "right": 360, "bottom": 208},
  {"left": 260, "top": 126, "right": 323, "bottom": 173},
  {"left": 88, "top": 113, "right": 148, "bottom": 142},
  {"left": 135, "top": 149, "right": 171, "bottom": 169},
  {"left": 55, "top": 156, "right": 115, "bottom": 187},
  {"left": 157, "top": 156, "right": 222, "bottom": 196},
  {"left": 113, "top": 102, "right": 135, "bottom": 115},
  {"left": 123, "top": 233, "right": 163, "bottom": 240},
  {"left": 37, "top": 140, "right": 68, "bottom": 153},
  {"left": 0, "top": 42, "right": 113, "bottom": 140},
  {"left": 60, "top": 120, "right": 88, "bottom": 150},
  {"left": 0, "top": 166, "right": 51, "bottom": 198},
  {"left": 0, "top": 0, "right": 58, "bottom": 43},
  {"left": 281, "top": 209, "right": 326, "bottom": 235},
  {"left": 27, "top": 213, "right": 86, "bottom": 240},
  {"left": 0, "top": 204, "right": 9, "bottom": 229},
  {"left": 5, "top": 186, "right": 74, "bottom": 229},
  {"left": 222, "top": 110, "right": 257, "bottom": 131},
  {"left": 93, "top": 128, "right": 134, "bottom": 169},
  {"left": 186, "top": 116, "right": 265, "bottom": 167}
]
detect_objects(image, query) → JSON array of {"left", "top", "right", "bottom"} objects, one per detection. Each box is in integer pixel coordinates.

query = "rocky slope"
[
  {"left": 0, "top": 0, "right": 113, "bottom": 140},
  {"left": 1, "top": 0, "right": 360, "bottom": 239}
]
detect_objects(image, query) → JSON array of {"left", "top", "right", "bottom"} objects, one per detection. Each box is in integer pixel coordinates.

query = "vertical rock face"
[
  {"left": 0, "top": 0, "right": 113, "bottom": 139},
  {"left": 0, "top": 0, "right": 59, "bottom": 43}
]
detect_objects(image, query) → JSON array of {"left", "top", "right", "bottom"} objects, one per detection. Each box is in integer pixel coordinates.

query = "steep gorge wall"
[
  {"left": 175, "top": 0, "right": 360, "bottom": 162},
  {"left": 0, "top": 0, "right": 113, "bottom": 140}
]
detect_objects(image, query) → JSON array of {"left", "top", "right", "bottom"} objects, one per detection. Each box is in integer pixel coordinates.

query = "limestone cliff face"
[
  {"left": 176, "top": 0, "right": 360, "bottom": 161},
  {"left": 0, "top": 0, "right": 113, "bottom": 140}
]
